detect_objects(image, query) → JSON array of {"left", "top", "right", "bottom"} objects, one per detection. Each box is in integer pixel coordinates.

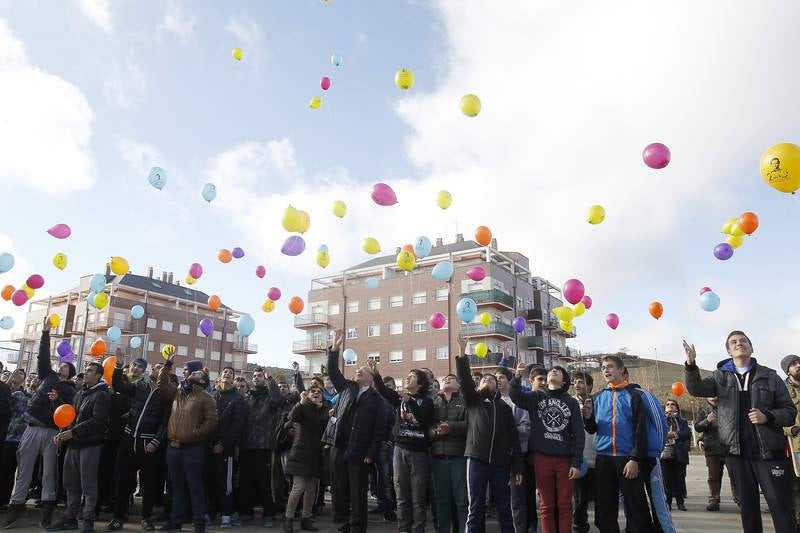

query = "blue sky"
[{"left": 2, "top": 1, "right": 800, "bottom": 373}]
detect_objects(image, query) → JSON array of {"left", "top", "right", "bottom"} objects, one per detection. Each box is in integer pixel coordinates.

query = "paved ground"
[{"left": 0, "top": 457, "right": 780, "bottom": 532}]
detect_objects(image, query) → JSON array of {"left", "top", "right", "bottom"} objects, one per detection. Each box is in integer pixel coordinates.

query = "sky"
[{"left": 1, "top": 0, "right": 800, "bottom": 374}]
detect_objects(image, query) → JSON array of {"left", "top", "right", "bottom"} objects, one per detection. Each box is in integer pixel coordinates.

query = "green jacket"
[
  {"left": 429, "top": 392, "right": 467, "bottom": 457},
  {"left": 784, "top": 378, "right": 800, "bottom": 447}
]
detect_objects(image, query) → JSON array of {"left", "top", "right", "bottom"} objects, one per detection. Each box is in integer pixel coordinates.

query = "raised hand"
[
  {"left": 515, "top": 362, "right": 526, "bottom": 379},
  {"left": 456, "top": 332, "right": 468, "bottom": 356},
  {"left": 682, "top": 340, "right": 696, "bottom": 365},
  {"left": 332, "top": 329, "right": 344, "bottom": 351},
  {"left": 162, "top": 344, "right": 176, "bottom": 361}
]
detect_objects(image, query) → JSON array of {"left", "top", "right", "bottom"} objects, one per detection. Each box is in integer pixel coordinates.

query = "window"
[
  {"left": 97, "top": 311, "right": 106, "bottom": 322},
  {"left": 196, "top": 326, "right": 206, "bottom": 337},
  {"left": 436, "top": 346, "right": 449, "bottom": 360},
  {"left": 346, "top": 301, "right": 359, "bottom": 313},
  {"left": 329, "top": 303, "right": 340, "bottom": 315},
  {"left": 436, "top": 288, "right": 448, "bottom": 301},
  {"left": 26, "top": 324, "right": 34, "bottom": 333},
  {"left": 390, "top": 295, "right": 403, "bottom": 308},
  {"left": 412, "top": 320, "right": 427, "bottom": 333},
  {"left": 389, "top": 350, "right": 403, "bottom": 363},
  {"left": 226, "top": 333, "right": 234, "bottom": 342},
  {"left": 368, "top": 298, "right": 381, "bottom": 311},
  {"left": 367, "top": 352, "right": 380, "bottom": 363},
  {"left": 467, "top": 281, "right": 483, "bottom": 292},
  {"left": 212, "top": 330, "right": 222, "bottom": 340},
  {"left": 162, "top": 321, "right": 173, "bottom": 332},
  {"left": 88, "top": 313, "right": 95, "bottom": 324},
  {"left": 516, "top": 297, "right": 523, "bottom": 310},
  {"left": 209, "top": 371, "right": 219, "bottom": 380},
  {"left": 389, "top": 322, "right": 403, "bottom": 335},
  {"left": 195, "top": 348, "right": 205, "bottom": 358},
  {"left": 224, "top": 353, "right": 232, "bottom": 362},
  {"left": 35, "top": 322, "right": 41, "bottom": 332},
  {"left": 345, "top": 356, "right": 357, "bottom": 367},
  {"left": 74, "top": 315, "right": 84, "bottom": 331},
  {"left": 148, "top": 341, "right": 155, "bottom": 352},
  {"left": 147, "top": 318, "right": 157, "bottom": 329},
  {"left": 412, "top": 291, "right": 426, "bottom": 305},
  {"left": 367, "top": 325, "right": 380, "bottom": 337},
  {"left": 113, "top": 312, "right": 126, "bottom": 328},
  {"left": 211, "top": 351, "right": 220, "bottom": 361},
  {"left": 177, "top": 346, "right": 188, "bottom": 356},
  {"left": 346, "top": 327, "right": 358, "bottom": 340},
  {"left": 179, "top": 324, "right": 190, "bottom": 335},
  {"left": 412, "top": 348, "right": 427, "bottom": 361}
]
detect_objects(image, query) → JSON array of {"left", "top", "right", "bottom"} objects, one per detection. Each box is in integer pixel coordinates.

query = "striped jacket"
[{"left": 584, "top": 381, "right": 648, "bottom": 460}]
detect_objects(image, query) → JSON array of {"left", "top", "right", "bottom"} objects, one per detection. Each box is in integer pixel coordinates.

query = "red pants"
[{"left": 534, "top": 454, "right": 574, "bottom": 533}]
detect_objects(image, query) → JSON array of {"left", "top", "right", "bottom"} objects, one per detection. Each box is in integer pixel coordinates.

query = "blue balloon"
[
  {"left": 0, "top": 252, "right": 14, "bottom": 274},
  {"left": 343, "top": 348, "right": 356, "bottom": 363},
  {"left": 129, "top": 336, "right": 142, "bottom": 349},
  {"left": 0, "top": 316, "right": 14, "bottom": 330},
  {"left": 131, "top": 305, "right": 145, "bottom": 320},
  {"left": 107, "top": 326, "right": 122, "bottom": 342},
  {"left": 431, "top": 261, "right": 454, "bottom": 281},
  {"left": 700, "top": 291, "right": 720, "bottom": 312},
  {"left": 87, "top": 291, "right": 97, "bottom": 308},
  {"left": 148, "top": 167, "right": 167, "bottom": 190},
  {"left": 237, "top": 314, "right": 255, "bottom": 337},
  {"left": 331, "top": 53, "right": 343, "bottom": 67},
  {"left": 456, "top": 297, "right": 477, "bottom": 322},
  {"left": 201, "top": 183, "right": 217, "bottom": 203},
  {"left": 364, "top": 277, "right": 378, "bottom": 289},
  {"left": 413, "top": 236, "right": 432, "bottom": 259},
  {"left": 90, "top": 274, "right": 106, "bottom": 293}
]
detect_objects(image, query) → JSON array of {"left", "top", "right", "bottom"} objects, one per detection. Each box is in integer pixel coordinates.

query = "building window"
[
  {"left": 195, "top": 348, "right": 205, "bottom": 358},
  {"left": 177, "top": 346, "right": 188, "bottom": 356},
  {"left": 412, "top": 320, "right": 427, "bottom": 333},
  {"left": 209, "top": 371, "right": 219, "bottom": 380},
  {"left": 211, "top": 351, "right": 220, "bottom": 361},
  {"left": 212, "top": 330, "right": 222, "bottom": 340},
  {"left": 345, "top": 357, "right": 357, "bottom": 367},
  {"left": 389, "top": 322, "right": 403, "bottom": 335},
  {"left": 367, "top": 352, "right": 380, "bottom": 363},
  {"left": 389, "top": 350, "right": 403, "bottom": 363},
  {"left": 390, "top": 295, "right": 403, "bottom": 308},
  {"left": 97, "top": 311, "right": 106, "bottom": 323},
  {"left": 162, "top": 321, "right": 173, "bottom": 332},
  {"left": 436, "top": 346, "right": 449, "bottom": 360},
  {"left": 26, "top": 324, "right": 34, "bottom": 334},
  {"left": 516, "top": 297, "right": 523, "bottom": 310},
  {"left": 224, "top": 353, "right": 232, "bottom": 362},
  {"left": 467, "top": 281, "right": 483, "bottom": 292},
  {"left": 435, "top": 288, "right": 448, "bottom": 301},
  {"left": 412, "top": 348, "right": 427, "bottom": 361},
  {"left": 367, "top": 325, "right": 380, "bottom": 337},
  {"left": 346, "top": 327, "right": 358, "bottom": 340},
  {"left": 179, "top": 323, "right": 190, "bottom": 334},
  {"left": 147, "top": 318, "right": 157, "bottom": 329},
  {"left": 226, "top": 333, "right": 234, "bottom": 342},
  {"left": 329, "top": 303, "right": 340, "bottom": 315},
  {"left": 346, "top": 301, "right": 359, "bottom": 313},
  {"left": 74, "top": 315, "right": 84, "bottom": 331},
  {"left": 368, "top": 298, "right": 381, "bottom": 311},
  {"left": 412, "top": 291, "right": 426, "bottom": 305},
  {"left": 196, "top": 326, "right": 206, "bottom": 337},
  {"left": 88, "top": 313, "right": 95, "bottom": 324},
  {"left": 148, "top": 341, "right": 155, "bottom": 352}
]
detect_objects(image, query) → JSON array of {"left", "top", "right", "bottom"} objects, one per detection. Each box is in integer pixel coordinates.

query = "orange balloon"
[
  {"left": 53, "top": 404, "right": 76, "bottom": 429},
  {"left": 401, "top": 244, "right": 417, "bottom": 259},
  {"left": 1, "top": 285, "right": 14, "bottom": 301},
  {"left": 474, "top": 226, "right": 492, "bottom": 246},
  {"left": 288, "top": 296, "right": 305, "bottom": 315},
  {"left": 208, "top": 295, "right": 221, "bottom": 311},
  {"left": 671, "top": 382, "right": 685, "bottom": 397},
  {"left": 90, "top": 339, "right": 107, "bottom": 357},
  {"left": 217, "top": 249, "right": 233, "bottom": 263},
  {"left": 649, "top": 301, "right": 663, "bottom": 320},
  {"left": 737, "top": 212, "right": 759, "bottom": 235},
  {"left": 102, "top": 356, "right": 116, "bottom": 383}
]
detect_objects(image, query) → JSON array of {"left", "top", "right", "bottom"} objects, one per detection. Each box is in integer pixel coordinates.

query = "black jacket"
[
  {"left": 686, "top": 358, "right": 797, "bottom": 459},
  {"left": 455, "top": 355, "right": 523, "bottom": 473},
  {"left": 429, "top": 392, "right": 468, "bottom": 457},
  {"left": 106, "top": 390, "right": 130, "bottom": 441},
  {"left": 373, "top": 373, "right": 434, "bottom": 452},
  {"left": 285, "top": 399, "right": 329, "bottom": 478},
  {"left": 0, "top": 380, "right": 11, "bottom": 442},
  {"left": 25, "top": 331, "right": 76, "bottom": 429},
  {"left": 210, "top": 385, "right": 247, "bottom": 455},
  {"left": 113, "top": 366, "right": 173, "bottom": 447},
  {"left": 242, "top": 380, "right": 281, "bottom": 450},
  {"left": 663, "top": 414, "right": 691, "bottom": 464},
  {"left": 694, "top": 405, "right": 722, "bottom": 456},
  {"left": 327, "top": 348, "right": 386, "bottom": 462},
  {"left": 269, "top": 372, "right": 304, "bottom": 450},
  {"left": 69, "top": 381, "right": 111, "bottom": 448}
]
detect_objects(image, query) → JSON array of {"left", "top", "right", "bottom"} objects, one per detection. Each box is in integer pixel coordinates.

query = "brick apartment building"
[{"left": 292, "top": 235, "right": 576, "bottom": 384}]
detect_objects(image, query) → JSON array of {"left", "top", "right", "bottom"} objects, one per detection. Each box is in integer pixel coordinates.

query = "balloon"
[
  {"left": 289, "top": 296, "right": 305, "bottom": 315},
  {"left": 605, "top": 313, "right": 620, "bottom": 330},
  {"left": 649, "top": 302, "right": 663, "bottom": 320},
  {"left": 760, "top": 143, "right": 800, "bottom": 194},
  {"left": 26, "top": 274, "right": 44, "bottom": 290},
  {"left": 574, "top": 302, "right": 586, "bottom": 317},
  {"left": 232, "top": 247, "right": 245, "bottom": 259},
  {"left": 188, "top": 263, "right": 203, "bottom": 279},
  {"left": 512, "top": 316, "right": 526, "bottom": 333},
  {"left": 364, "top": 277, "right": 378, "bottom": 289},
  {"left": 463, "top": 266, "right": 484, "bottom": 282},
  {"left": 317, "top": 250, "right": 331, "bottom": 268},
  {"left": 0, "top": 316, "right": 14, "bottom": 330},
  {"left": 700, "top": 291, "right": 720, "bottom": 312},
  {"left": 130, "top": 337, "right": 142, "bottom": 349},
  {"left": 91, "top": 339, "right": 107, "bottom": 357},
  {"left": 232, "top": 47, "right": 243, "bottom": 61},
  {"left": 721, "top": 217, "right": 737, "bottom": 235},
  {"left": 671, "top": 382, "right": 685, "bottom": 397},
  {"left": 436, "top": 190, "right": 452, "bottom": 209},
  {"left": 48, "top": 314, "right": 60, "bottom": 328},
  {"left": 553, "top": 306, "right": 575, "bottom": 322},
  {"left": 309, "top": 97, "right": 323, "bottom": 109},
  {"left": 106, "top": 326, "right": 121, "bottom": 342},
  {"left": 1, "top": 285, "right": 13, "bottom": 301},
  {"left": 321, "top": 76, "right": 331, "bottom": 90},
  {"left": 713, "top": 243, "right": 734, "bottom": 261},
  {"left": 738, "top": 212, "right": 759, "bottom": 235},
  {"left": 186, "top": 274, "right": 197, "bottom": 286},
  {"left": 11, "top": 290, "right": 28, "bottom": 306},
  {"left": 47, "top": 224, "right": 72, "bottom": 239},
  {"left": 90, "top": 274, "right": 106, "bottom": 293},
  {"left": 267, "top": 287, "right": 282, "bottom": 301},
  {"left": 475, "top": 342, "right": 488, "bottom": 358},
  {"left": 474, "top": 226, "right": 493, "bottom": 247},
  {"left": 479, "top": 312, "right": 491, "bottom": 327},
  {"left": 21, "top": 284, "right": 34, "bottom": 299},
  {"left": 109, "top": 257, "right": 129, "bottom": 276},
  {"left": 281, "top": 236, "right": 306, "bottom": 257},
  {"left": 94, "top": 292, "right": 108, "bottom": 310},
  {"left": 460, "top": 94, "right": 481, "bottom": 117},
  {"left": 642, "top": 142, "right": 671, "bottom": 169},
  {"left": 362, "top": 237, "right": 381, "bottom": 255},
  {"left": 431, "top": 261, "right": 454, "bottom": 281},
  {"left": 283, "top": 206, "right": 302, "bottom": 231},
  {"left": 205, "top": 295, "right": 220, "bottom": 312},
  {"left": 102, "top": 356, "right": 116, "bottom": 382},
  {"left": 0, "top": 253, "right": 14, "bottom": 273},
  {"left": 587, "top": 205, "right": 606, "bottom": 225},
  {"left": 456, "top": 298, "right": 477, "bottom": 322},
  {"left": 332, "top": 200, "right": 347, "bottom": 218},
  {"left": 262, "top": 299, "right": 275, "bottom": 313},
  {"left": 429, "top": 312, "right": 446, "bottom": 329},
  {"left": 217, "top": 249, "right": 232, "bottom": 263},
  {"left": 726, "top": 235, "right": 744, "bottom": 249},
  {"left": 414, "top": 236, "right": 432, "bottom": 259},
  {"left": 370, "top": 183, "right": 398, "bottom": 206},
  {"left": 331, "top": 53, "right": 343, "bottom": 67},
  {"left": 199, "top": 318, "right": 214, "bottom": 337},
  {"left": 53, "top": 404, "right": 76, "bottom": 429},
  {"left": 147, "top": 167, "right": 167, "bottom": 190},
  {"left": 729, "top": 223, "right": 745, "bottom": 237},
  {"left": 343, "top": 348, "right": 356, "bottom": 363},
  {"left": 57, "top": 340, "right": 72, "bottom": 357},
  {"left": 396, "top": 250, "right": 415, "bottom": 272},
  {"left": 161, "top": 344, "right": 173, "bottom": 359},
  {"left": 237, "top": 314, "right": 255, "bottom": 337},
  {"left": 131, "top": 305, "right": 145, "bottom": 319},
  {"left": 562, "top": 279, "right": 585, "bottom": 305},
  {"left": 560, "top": 320, "right": 573, "bottom": 333},
  {"left": 52, "top": 252, "right": 68, "bottom": 270},
  {"left": 394, "top": 68, "right": 414, "bottom": 90},
  {"left": 201, "top": 183, "right": 217, "bottom": 203},
  {"left": 60, "top": 352, "right": 74, "bottom": 364},
  {"left": 255, "top": 265, "right": 266, "bottom": 279},
  {"left": 87, "top": 291, "right": 97, "bottom": 308},
  {"left": 699, "top": 287, "right": 712, "bottom": 295}
]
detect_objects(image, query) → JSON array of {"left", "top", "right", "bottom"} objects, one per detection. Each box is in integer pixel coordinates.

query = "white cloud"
[
  {"left": 0, "top": 19, "right": 95, "bottom": 194},
  {"left": 225, "top": 14, "right": 266, "bottom": 62},
  {"left": 157, "top": 0, "right": 197, "bottom": 42},
  {"left": 116, "top": 138, "right": 165, "bottom": 176},
  {"left": 103, "top": 51, "right": 147, "bottom": 108},
  {"left": 76, "top": 0, "right": 112, "bottom": 32}
]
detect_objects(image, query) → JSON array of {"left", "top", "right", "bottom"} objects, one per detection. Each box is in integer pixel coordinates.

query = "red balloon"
[
  {"left": 671, "top": 382, "right": 685, "bottom": 397},
  {"left": 53, "top": 404, "right": 76, "bottom": 429},
  {"left": 649, "top": 301, "right": 663, "bottom": 320}
]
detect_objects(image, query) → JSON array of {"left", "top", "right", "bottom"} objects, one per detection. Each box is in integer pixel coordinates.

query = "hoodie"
[
  {"left": 68, "top": 380, "right": 111, "bottom": 448},
  {"left": 25, "top": 331, "right": 77, "bottom": 429},
  {"left": 373, "top": 374, "right": 434, "bottom": 452}
]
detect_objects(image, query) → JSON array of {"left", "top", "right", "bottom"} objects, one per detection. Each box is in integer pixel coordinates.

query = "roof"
[
  {"left": 110, "top": 273, "right": 231, "bottom": 310},
  {"left": 346, "top": 240, "right": 484, "bottom": 271}
]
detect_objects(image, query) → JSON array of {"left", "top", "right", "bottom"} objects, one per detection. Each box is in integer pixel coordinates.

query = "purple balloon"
[
  {"left": 57, "top": 340, "right": 71, "bottom": 357},
  {"left": 512, "top": 316, "right": 526, "bottom": 333},
  {"left": 281, "top": 236, "right": 306, "bottom": 256},
  {"left": 713, "top": 243, "right": 734, "bottom": 261},
  {"left": 606, "top": 313, "right": 620, "bottom": 330},
  {"left": 267, "top": 287, "right": 282, "bottom": 301},
  {"left": 581, "top": 295, "right": 592, "bottom": 310},
  {"left": 188, "top": 263, "right": 203, "bottom": 279},
  {"left": 642, "top": 142, "right": 671, "bottom": 169},
  {"left": 60, "top": 352, "right": 74, "bottom": 364},
  {"left": 232, "top": 247, "right": 245, "bottom": 259},
  {"left": 429, "top": 312, "right": 446, "bottom": 330},
  {"left": 562, "top": 278, "right": 585, "bottom": 305},
  {"left": 370, "top": 183, "right": 398, "bottom": 206},
  {"left": 199, "top": 318, "right": 214, "bottom": 337}
]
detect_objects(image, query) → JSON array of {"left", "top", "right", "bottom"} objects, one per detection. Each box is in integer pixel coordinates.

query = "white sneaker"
[{"left": 220, "top": 516, "right": 232, "bottom": 529}]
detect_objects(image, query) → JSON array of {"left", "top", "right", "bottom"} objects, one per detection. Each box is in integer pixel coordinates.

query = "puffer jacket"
[
  {"left": 68, "top": 381, "right": 111, "bottom": 448},
  {"left": 285, "top": 399, "right": 329, "bottom": 478},
  {"left": 25, "top": 331, "right": 77, "bottom": 428},
  {"left": 209, "top": 384, "right": 247, "bottom": 455},
  {"left": 429, "top": 392, "right": 467, "bottom": 457},
  {"left": 694, "top": 405, "right": 723, "bottom": 456},
  {"left": 167, "top": 383, "right": 217, "bottom": 446},
  {"left": 242, "top": 379, "right": 281, "bottom": 450},
  {"left": 113, "top": 364, "right": 176, "bottom": 448},
  {"left": 686, "top": 357, "right": 797, "bottom": 459}
]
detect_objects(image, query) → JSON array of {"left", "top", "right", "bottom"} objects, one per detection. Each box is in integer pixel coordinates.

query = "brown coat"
[{"left": 167, "top": 386, "right": 217, "bottom": 446}]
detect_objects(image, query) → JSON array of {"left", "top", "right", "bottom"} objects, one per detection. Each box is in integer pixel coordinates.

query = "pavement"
[{"left": 0, "top": 457, "right": 780, "bottom": 533}]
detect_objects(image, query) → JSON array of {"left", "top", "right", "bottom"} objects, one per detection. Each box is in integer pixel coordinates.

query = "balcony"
[
  {"left": 232, "top": 338, "right": 258, "bottom": 354},
  {"left": 541, "top": 313, "right": 557, "bottom": 329},
  {"left": 461, "top": 322, "right": 516, "bottom": 340},
  {"left": 294, "top": 313, "right": 329, "bottom": 329},
  {"left": 460, "top": 289, "right": 514, "bottom": 310},
  {"left": 526, "top": 335, "right": 545, "bottom": 349},
  {"left": 293, "top": 339, "right": 328, "bottom": 354},
  {"left": 467, "top": 352, "right": 507, "bottom": 369},
  {"left": 525, "top": 309, "right": 543, "bottom": 322}
]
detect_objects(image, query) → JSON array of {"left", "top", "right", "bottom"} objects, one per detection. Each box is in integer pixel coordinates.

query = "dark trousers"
[
  {"left": 166, "top": 444, "right": 205, "bottom": 525},
  {"left": 97, "top": 439, "right": 120, "bottom": 510},
  {"left": 704, "top": 455, "right": 739, "bottom": 504},
  {"left": 0, "top": 442, "right": 19, "bottom": 505},
  {"left": 465, "top": 458, "right": 513, "bottom": 533},
  {"left": 725, "top": 455, "right": 795, "bottom": 533},
  {"left": 331, "top": 446, "right": 370, "bottom": 533},
  {"left": 113, "top": 437, "right": 163, "bottom": 521},
  {"left": 331, "top": 446, "right": 350, "bottom": 520},
  {"left": 525, "top": 454, "right": 537, "bottom": 532},
  {"left": 238, "top": 448, "right": 275, "bottom": 518},
  {"left": 660, "top": 460, "right": 686, "bottom": 505},
  {"left": 375, "top": 441, "right": 395, "bottom": 511},
  {"left": 594, "top": 455, "right": 653, "bottom": 533},
  {"left": 208, "top": 454, "right": 236, "bottom": 518},
  {"left": 572, "top": 467, "right": 594, "bottom": 533}
]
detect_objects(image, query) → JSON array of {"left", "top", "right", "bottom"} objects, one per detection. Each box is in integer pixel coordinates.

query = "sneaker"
[
  {"left": 157, "top": 523, "right": 181, "bottom": 532},
  {"left": 104, "top": 519, "right": 123, "bottom": 532},
  {"left": 383, "top": 511, "right": 396, "bottom": 523},
  {"left": 220, "top": 516, "right": 232, "bottom": 529},
  {"left": 46, "top": 519, "right": 80, "bottom": 532},
  {"left": 82, "top": 520, "right": 96, "bottom": 533},
  {"left": 141, "top": 520, "right": 155, "bottom": 531},
  {"left": 2, "top": 504, "right": 26, "bottom": 529},
  {"left": 263, "top": 517, "right": 275, "bottom": 528},
  {"left": 705, "top": 502, "right": 720, "bottom": 512}
]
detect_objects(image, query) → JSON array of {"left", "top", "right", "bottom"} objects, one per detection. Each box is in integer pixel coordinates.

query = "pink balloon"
[
  {"left": 11, "top": 290, "right": 28, "bottom": 306},
  {"left": 46, "top": 224, "right": 71, "bottom": 239},
  {"left": 370, "top": 183, "right": 398, "bottom": 206},
  {"left": 188, "top": 263, "right": 203, "bottom": 279},
  {"left": 562, "top": 279, "right": 585, "bottom": 305},
  {"left": 699, "top": 286, "right": 712, "bottom": 295},
  {"left": 267, "top": 287, "right": 282, "bottom": 301},
  {"left": 256, "top": 265, "right": 266, "bottom": 279},
  {"left": 429, "top": 312, "right": 446, "bottom": 330},
  {"left": 642, "top": 142, "right": 671, "bottom": 169},
  {"left": 606, "top": 313, "right": 620, "bottom": 330},
  {"left": 580, "top": 295, "right": 592, "bottom": 310},
  {"left": 26, "top": 274, "right": 45, "bottom": 290},
  {"left": 466, "top": 266, "right": 486, "bottom": 282},
  {"left": 321, "top": 76, "right": 331, "bottom": 90}
]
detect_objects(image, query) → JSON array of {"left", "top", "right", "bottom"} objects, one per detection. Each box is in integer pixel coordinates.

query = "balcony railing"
[
  {"left": 294, "top": 313, "right": 329, "bottom": 328},
  {"left": 232, "top": 338, "right": 258, "bottom": 353},
  {"left": 461, "top": 322, "right": 516, "bottom": 339},
  {"left": 526, "top": 335, "right": 545, "bottom": 349},
  {"left": 293, "top": 339, "right": 328, "bottom": 353},
  {"left": 467, "top": 353, "right": 508, "bottom": 368},
  {"left": 525, "top": 309, "right": 543, "bottom": 322},
  {"left": 460, "top": 289, "right": 514, "bottom": 309}
]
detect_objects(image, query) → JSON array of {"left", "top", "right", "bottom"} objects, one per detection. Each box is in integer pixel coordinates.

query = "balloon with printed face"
[
  {"left": 47, "top": 224, "right": 72, "bottom": 239},
  {"left": 199, "top": 318, "right": 214, "bottom": 337},
  {"left": 237, "top": 314, "right": 255, "bottom": 336},
  {"left": 131, "top": 305, "right": 145, "bottom": 319},
  {"left": 148, "top": 167, "right": 167, "bottom": 190},
  {"left": 0, "top": 253, "right": 14, "bottom": 273},
  {"left": 414, "top": 236, "right": 432, "bottom": 259},
  {"left": 53, "top": 253, "right": 68, "bottom": 270},
  {"left": 456, "top": 298, "right": 477, "bottom": 322},
  {"left": 201, "top": 183, "right": 217, "bottom": 203},
  {"left": 110, "top": 257, "right": 129, "bottom": 276},
  {"left": 431, "top": 261, "right": 454, "bottom": 281},
  {"left": 760, "top": 143, "right": 800, "bottom": 194}
]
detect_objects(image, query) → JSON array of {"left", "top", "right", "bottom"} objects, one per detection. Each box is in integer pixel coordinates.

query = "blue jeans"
[
  {"left": 375, "top": 441, "right": 395, "bottom": 511},
  {"left": 466, "top": 458, "right": 513, "bottom": 533},
  {"left": 167, "top": 444, "right": 206, "bottom": 524}
]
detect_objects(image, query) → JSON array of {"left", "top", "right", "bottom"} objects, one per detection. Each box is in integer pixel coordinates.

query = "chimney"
[
  {"left": 435, "top": 237, "right": 443, "bottom": 247},
  {"left": 147, "top": 267, "right": 154, "bottom": 279},
  {"left": 395, "top": 246, "right": 401, "bottom": 254},
  {"left": 455, "top": 233, "right": 464, "bottom": 243},
  {"left": 105, "top": 263, "right": 111, "bottom": 276},
  {"left": 490, "top": 238, "right": 498, "bottom": 250},
  {"left": 167, "top": 272, "right": 174, "bottom": 284},
  {"left": 161, "top": 271, "right": 168, "bottom": 282},
  {"left": 176, "top": 280, "right": 181, "bottom": 287}
]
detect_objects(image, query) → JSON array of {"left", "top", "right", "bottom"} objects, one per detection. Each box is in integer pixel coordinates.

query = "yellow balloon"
[
  {"left": 729, "top": 224, "right": 745, "bottom": 237},
  {"left": 262, "top": 299, "right": 275, "bottom": 313},
  {"left": 48, "top": 314, "right": 60, "bottom": 328},
  {"left": 396, "top": 250, "right": 415, "bottom": 272},
  {"left": 726, "top": 235, "right": 744, "bottom": 249},
  {"left": 475, "top": 342, "right": 488, "bottom": 358},
  {"left": 586, "top": 205, "right": 605, "bottom": 225},
  {"left": 309, "top": 96, "right": 323, "bottom": 109},
  {"left": 21, "top": 284, "right": 34, "bottom": 298},
  {"left": 53, "top": 253, "right": 68, "bottom": 270},
  {"left": 460, "top": 94, "right": 481, "bottom": 117},
  {"left": 362, "top": 237, "right": 381, "bottom": 255},
  {"left": 232, "top": 47, "right": 243, "bottom": 61},
  {"left": 761, "top": 142, "right": 800, "bottom": 194},
  {"left": 317, "top": 251, "right": 330, "bottom": 268},
  {"left": 297, "top": 210, "right": 311, "bottom": 234},
  {"left": 282, "top": 205, "right": 302, "bottom": 232},
  {"left": 185, "top": 275, "right": 197, "bottom": 285},
  {"left": 94, "top": 292, "right": 109, "bottom": 310},
  {"left": 110, "top": 256, "right": 129, "bottom": 276},
  {"left": 574, "top": 302, "right": 586, "bottom": 317},
  {"left": 436, "top": 190, "right": 452, "bottom": 210},
  {"left": 560, "top": 320, "right": 573, "bottom": 333},
  {"left": 553, "top": 306, "right": 575, "bottom": 322},
  {"left": 332, "top": 200, "right": 347, "bottom": 218},
  {"left": 721, "top": 217, "right": 737, "bottom": 235},
  {"left": 161, "top": 344, "right": 176, "bottom": 360},
  {"left": 394, "top": 68, "right": 414, "bottom": 90},
  {"left": 479, "top": 312, "right": 491, "bottom": 327}
]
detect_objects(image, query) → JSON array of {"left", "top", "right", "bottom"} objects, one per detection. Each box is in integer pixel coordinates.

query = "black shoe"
[
  {"left": 192, "top": 521, "right": 205, "bottom": 533},
  {"left": 283, "top": 518, "right": 294, "bottom": 533},
  {"left": 705, "top": 502, "right": 719, "bottom": 512},
  {"left": 141, "top": 520, "right": 155, "bottom": 531},
  {"left": 82, "top": 521, "right": 96, "bottom": 533},
  {"left": 2, "top": 504, "right": 26, "bottom": 529},
  {"left": 332, "top": 515, "right": 347, "bottom": 524},
  {"left": 46, "top": 519, "right": 80, "bottom": 532},
  {"left": 41, "top": 502, "right": 56, "bottom": 529},
  {"left": 383, "top": 511, "right": 396, "bottom": 522},
  {"left": 104, "top": 519, "right": 123, "bottom": 532},
  {"left": 299, "top": 518, "right": 316, "bottom": 532},
  {"left": 157, "top": 523, "right": 181, "bottom": 532},
  {"left": 677, "top": 502, "right": 687, "bottom": 511}
]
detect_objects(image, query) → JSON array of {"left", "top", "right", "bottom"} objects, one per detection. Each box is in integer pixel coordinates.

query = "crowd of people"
[{"left": 0, "top": 321, "right": 797, "bottom": 533}]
